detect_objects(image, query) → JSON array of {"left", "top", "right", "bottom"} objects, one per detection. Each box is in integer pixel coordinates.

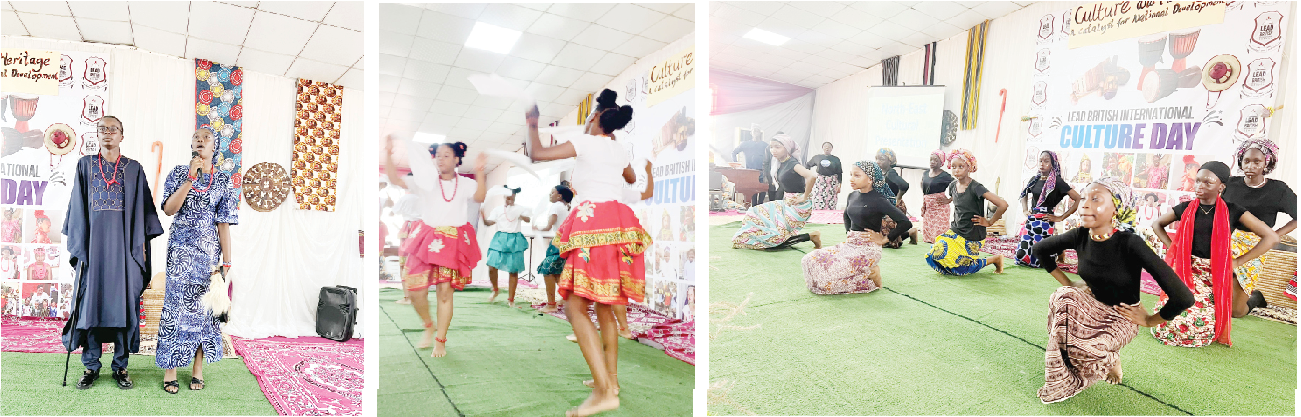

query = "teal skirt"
[
  {"left": 536, "top": 243, "right": 566, "bottom": 275},
  {"left": 486, "top": 232, "right": 528, "bottom": 273}
]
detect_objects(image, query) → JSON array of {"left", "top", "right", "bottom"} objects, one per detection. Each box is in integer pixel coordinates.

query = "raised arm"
[
  {"left": 384, "top": 135, "right": 408, "bottom": 190},
  {"left": 526, "top": 106, "right": 577, "bottom": 162},
  {"left": 473, "top": 154, "right": 487, "bottom": 203},
  {"left": 640, "top": 160, "right": 655, "bottom": 200},
  {"left": 481, "top": 207, "right": 496, "bottom": 226}
]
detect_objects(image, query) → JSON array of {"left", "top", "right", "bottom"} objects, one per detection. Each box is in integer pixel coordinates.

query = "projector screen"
[{"left": 865, "top": 86, "right": 946, "bottom": 168}]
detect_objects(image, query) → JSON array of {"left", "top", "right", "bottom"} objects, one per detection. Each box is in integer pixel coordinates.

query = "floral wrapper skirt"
[
  {"left": 801, "top": 231, "right": 882, "bottom": 295},
  {"left": 555, "top": 200, "right": 653, "bottom": 305},
  {"left": 925, "top": 230, "right": 989, "bottom": 276},
  {"left": 810, "top": 175, "right": 840, "bottom": 210},
  {"left": 1231, "top": 230, "right": 1263, "bottom": 293},
  {"left": 401, "top": 221, "right": 480, "bottom": 291},
  {"left": 731, "top": 193, "right": 814, "bottom": 250},
  {"left": 1038, "top": 286, "right": 1137, "bottom": 403},
  {"left": 922, "top": 193, "right": 950, "bottom": 244},
  {"left": 1152, "top": 257, "right": 1217, "bottom": 348}
]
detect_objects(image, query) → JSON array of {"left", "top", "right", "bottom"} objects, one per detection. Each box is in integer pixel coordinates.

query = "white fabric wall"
[
  {"left": 711, "top": 91, "right": 816, "bottom": 165},
  {"left": 2, "top": 37, "right": 364, "bottom": 338},
  {"left": 812, "top": 2, "right": 1296, "bottom": 229}
]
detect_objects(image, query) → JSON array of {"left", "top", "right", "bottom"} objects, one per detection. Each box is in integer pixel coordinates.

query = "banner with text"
[
  {"left": 1, "top": 49, "right": 110, "bottom": 318},
  {"left": 614, "top": 55, "right": 697, "bottom": 322},
  {"left": 1024, "top": 2, "right": 1286, "bottom": 242}
]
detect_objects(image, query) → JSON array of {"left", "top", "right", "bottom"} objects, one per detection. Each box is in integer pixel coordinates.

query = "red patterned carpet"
[
  {"left": 231, "top": 336, "right": 364, "bottom": 416},
  {"left": 534, "top": 303, "right": 695, "bottom": 365}
]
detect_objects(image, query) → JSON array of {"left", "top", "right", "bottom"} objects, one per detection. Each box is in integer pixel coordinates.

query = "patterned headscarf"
[
  {"left": 1021, "top": 150, "right": 1061, "bottom": 207},
  {"left": 854, "top": 160, "right": 896, "bottom": 201},
  {"left": 877, "top": 148, "right": 897, "bottom": 168},
  {"left": 947, "top": 148, "right": 978, "bottom": 172},
  {"left": 770, "top": 134, "right": 799, "bottom": 159},
  {"left": 1092, "top": 176, "right": 1137, "bottom": 232},
  {"left": 930, "top": 149, "right": 947, "bottom": 166},
  {"left": 1234, "top": 138, "right": 1280, "bottom": 174}
]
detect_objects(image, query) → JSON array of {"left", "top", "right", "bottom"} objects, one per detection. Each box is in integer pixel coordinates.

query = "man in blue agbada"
[{"left": 61, "top": 115, "right": 163, "bottom": 389}]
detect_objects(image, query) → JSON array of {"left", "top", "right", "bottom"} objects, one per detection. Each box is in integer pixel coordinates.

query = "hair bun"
[{"left": 596, "top": 89, "right": 618, "bottom": 109}]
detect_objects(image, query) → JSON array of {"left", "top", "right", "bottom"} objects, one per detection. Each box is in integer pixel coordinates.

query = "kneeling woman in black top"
[
  {"left": 801, "top": 161, "right": 912, "bottom": 294},
  {"left": 1031, "top": 177, "right": 1193, "bottom": 404},
  {"left": 731, "top": 136, "right": 822, "bottom": 250}
]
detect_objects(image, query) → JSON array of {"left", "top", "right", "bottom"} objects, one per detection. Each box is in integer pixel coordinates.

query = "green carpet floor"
[
  {"left": 378, "top": 287, "right": 694, "bottom": 416},
  {"left": 709, "top": 223, "right": 1297, "bottom": 416},
  {"left": 1, "top": 352, "right": 275, "bottom": 415}
]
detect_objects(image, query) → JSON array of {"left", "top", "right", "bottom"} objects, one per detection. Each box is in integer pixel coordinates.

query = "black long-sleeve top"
[
  {"left": 885, "top": 169, "right": 909, "bottom": 200},
  {"left": 1169, "top": 200, "right": 1248, "bottom": 259},
  {"left": 806, "top": 154, "right": 843, "bottom": 182},
  {"left": 1032, "top": 228, "right": 1194, "bottom": 321},
  {"left": 843, "top": 190, "right": 913, "bottom": 242},
  {"left": 921, "top": 170, "right": 953, "bottom": 195},
  {"left": 1223, "top": 177, "right": 1296, "bottom": 228}
]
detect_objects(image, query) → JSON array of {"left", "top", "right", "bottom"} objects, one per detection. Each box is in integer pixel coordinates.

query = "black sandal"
[
  {"left": 190, "top": 376, "right": 205, "bottom": 391},
  {"left": 162, "top": 380, "right": 179, "bottom": 394}
]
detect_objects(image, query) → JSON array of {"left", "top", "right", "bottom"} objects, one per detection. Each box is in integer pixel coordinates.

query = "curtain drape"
[{"left": 710, "top": 69, "right": 814, "bottom": 116}]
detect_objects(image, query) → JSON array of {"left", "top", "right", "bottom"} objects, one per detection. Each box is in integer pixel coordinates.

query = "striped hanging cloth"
[
  {"left": 923, "top": 42, "right": 938, "bottom": 85},
  {"left": 961, "top": 20, "right": 991, "bottom": 130},
  {"left": 881, "top": 55, "right": 901, "bottom": 86}
]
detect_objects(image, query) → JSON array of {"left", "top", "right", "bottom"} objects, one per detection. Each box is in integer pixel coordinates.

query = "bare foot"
[
  {"left": 809, "top": 230, "right": 822, "bottom": 249},
  {"left": 508, "top": 300, "right": 516, "bottom": 308},
  {"left": 1105, "top": 360, "right": 1123, "bottom": 385},
  {"left": 541, "top": 304, "right": 558, "bottom": 313},
  {"left": 566, "top": 334, "right": 578, "bottom": 343},
  {"left": 396, "top": 298, "right": 411, "bottom": 305},
  {"left": 619, "top": 327, "right": 633, "bottom": 340},
  {"left": 417, "top": 327, "right": 433, "bottom": 349},
  {"left": 488, "top": 289, "right": 499, "bottom": 303},
  {"left": 991, "top": 255, "right": 1005, "bottom": 273},
  {"left": 566, "top": 389, "right": 620, "bottom": 417},
  {"left": 583, "top": 376, "right": 620, "bottom": 395},
  {"left": 431, "top": 339, "right": 447, "bottom": 358}
]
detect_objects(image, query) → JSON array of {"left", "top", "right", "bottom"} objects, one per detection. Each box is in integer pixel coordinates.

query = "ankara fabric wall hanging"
[
  {"left": 292, "top": 79, "right": 342, "bottom": 212},
  {"left": 195, "top": 59, "right": 244, "bottom": 204}
]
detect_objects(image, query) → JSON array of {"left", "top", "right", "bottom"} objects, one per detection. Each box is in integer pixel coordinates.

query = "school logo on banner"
[{"left": 1248, "top": 11, "right": 1284, "bottom": 52}]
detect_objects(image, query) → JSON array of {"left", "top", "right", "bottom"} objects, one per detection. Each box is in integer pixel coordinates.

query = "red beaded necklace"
[
  {"left": 438, "top": 174, "right": 458, "bottom": 202},
  {"left": 97, "top": 152, "right": 122, "bottom": 188},
  {"left": 190, "top": 167, "right": 216, "bottom": 193}
]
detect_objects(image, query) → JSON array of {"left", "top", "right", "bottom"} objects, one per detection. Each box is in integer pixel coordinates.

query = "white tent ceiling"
[
  {"left": 1, "top": 1, "right": 363, "bottom": 89},
  {"left": 711, "top": 1, "right": 1033, "bottom": 89},
  {"left": 379, "top": 2, "right": 694, "bottom": 171}
]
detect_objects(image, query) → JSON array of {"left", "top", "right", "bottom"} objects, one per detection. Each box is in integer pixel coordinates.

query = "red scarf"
[{"left": 1165, "top": 196, "right": 1234, "bottom": 346}]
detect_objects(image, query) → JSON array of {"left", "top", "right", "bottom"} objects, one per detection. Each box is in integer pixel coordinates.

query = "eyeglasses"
[{"left": 97, "top": 126, "right": 121, "bottom": 134}]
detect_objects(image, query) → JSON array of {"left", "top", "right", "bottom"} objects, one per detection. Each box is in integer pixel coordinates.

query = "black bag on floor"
[{"left": 316, "top": 285, "right": 358, "bottom": 342}]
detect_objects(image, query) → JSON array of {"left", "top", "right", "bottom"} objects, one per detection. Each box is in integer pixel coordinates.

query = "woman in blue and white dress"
[{"left": 155, "top": 127, "right": 238, "bottom": 394}]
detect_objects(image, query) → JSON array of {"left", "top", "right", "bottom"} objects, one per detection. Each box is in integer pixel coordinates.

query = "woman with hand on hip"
[{"left": 1030, "top": 177, "right": 1192, "bottom": 403}]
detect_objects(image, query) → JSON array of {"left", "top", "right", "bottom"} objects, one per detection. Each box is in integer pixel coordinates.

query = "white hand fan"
[
  {"left": 483, "top": 149, "right": 543, "bottom": 180},
  {"left": 403, "top": 137, "right": 437, "bottom": 190}
]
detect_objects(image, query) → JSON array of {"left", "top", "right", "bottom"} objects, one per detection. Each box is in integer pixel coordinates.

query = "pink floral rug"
[
  {"left": 231, "top": 336, "right": 364, "bottom": 416},
  {"left": 2, "top": 316, "right": 71, "bottom": 353},
  {"left": 535, "top": 303, "right": 695, "bottom": 365}
]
